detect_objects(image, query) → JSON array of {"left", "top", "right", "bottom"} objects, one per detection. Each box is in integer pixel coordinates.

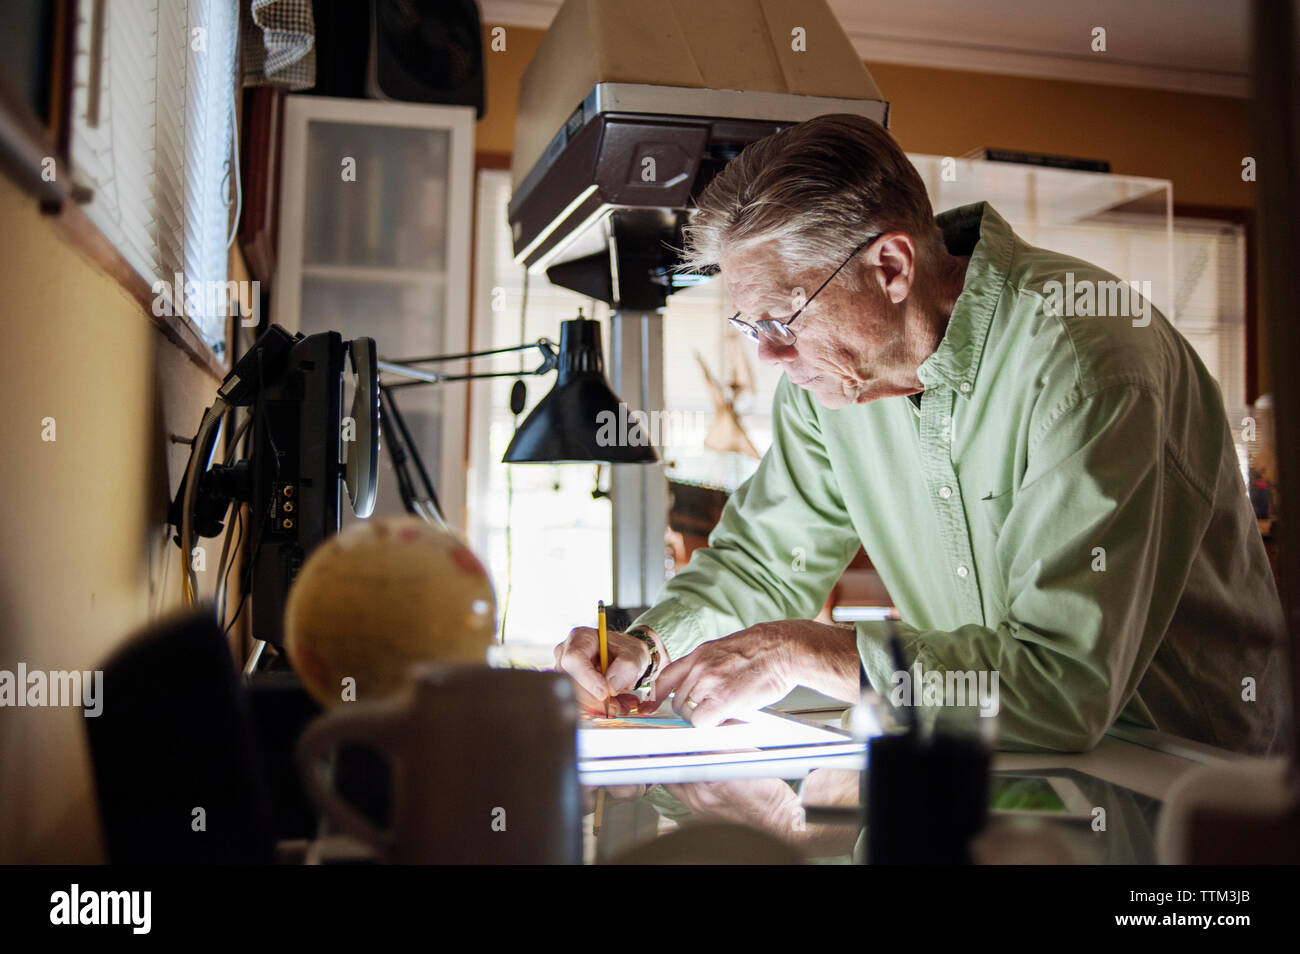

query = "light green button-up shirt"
[{"left": 635, "top": 202, "right": 1288, "bottom": 754}]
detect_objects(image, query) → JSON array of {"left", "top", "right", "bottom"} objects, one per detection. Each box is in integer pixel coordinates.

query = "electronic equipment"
[
  {"left": 366, "top": 0, "right": 485, "bottom": 115},
  {"left": 507, "top": 0, "right": 890, "bottom": 310},
  {"left": 170, "top": 314, "right": 645, "bottom": 652},
  {"left": 168, "top": 324, "right": 379, "bottom": 649}
]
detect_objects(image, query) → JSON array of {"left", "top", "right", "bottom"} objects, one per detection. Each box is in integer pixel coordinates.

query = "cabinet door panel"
[{"left": 277, "top": 96, "right": 474, "bottom": 529}]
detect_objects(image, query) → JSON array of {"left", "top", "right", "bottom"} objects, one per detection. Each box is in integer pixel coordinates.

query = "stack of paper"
[{"left": 577, "top": 709, "right": 855, "bottom": 761}]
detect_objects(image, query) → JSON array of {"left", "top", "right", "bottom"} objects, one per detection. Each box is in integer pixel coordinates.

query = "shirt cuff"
[{"left": 629, "top": 598, "right": 707, "bottom": 662}]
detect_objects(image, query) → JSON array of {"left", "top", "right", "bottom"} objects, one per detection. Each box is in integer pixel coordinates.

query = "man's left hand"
[{"left": 643, "top": 620, "right": 860, "bottom": 727}]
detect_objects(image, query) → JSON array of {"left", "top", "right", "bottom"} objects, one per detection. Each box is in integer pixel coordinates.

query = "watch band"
[{"left": 625, "top": 625, "right": 660, "bottom": 690}]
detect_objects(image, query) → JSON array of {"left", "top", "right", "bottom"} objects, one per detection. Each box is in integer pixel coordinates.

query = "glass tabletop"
[{"left": 581, "top": 764, "right": 1162, "bottom": 864}]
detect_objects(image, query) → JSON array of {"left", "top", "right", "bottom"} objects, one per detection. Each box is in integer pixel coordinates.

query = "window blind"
[{"left": 69, "top": 0, "right": 237, "bottom": 358}]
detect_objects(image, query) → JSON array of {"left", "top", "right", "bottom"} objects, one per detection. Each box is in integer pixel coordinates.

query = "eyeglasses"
[{"left": 729, "top": 233, "right": 883, "bottom": 347}]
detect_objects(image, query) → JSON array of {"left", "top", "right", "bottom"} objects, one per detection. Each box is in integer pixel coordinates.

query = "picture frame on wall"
[{"left": 0, "top": 0, "right": 77, "bottom": 208}]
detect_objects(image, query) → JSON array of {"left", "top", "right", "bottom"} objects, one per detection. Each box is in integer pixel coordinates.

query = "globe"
[{"left": 284, "top": 516, "right": 497, "bottom": 707}]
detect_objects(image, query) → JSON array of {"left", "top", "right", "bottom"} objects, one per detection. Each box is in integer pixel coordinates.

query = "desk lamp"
[{"left": 377, "top": 312, "right": 658, "bottom": 521}]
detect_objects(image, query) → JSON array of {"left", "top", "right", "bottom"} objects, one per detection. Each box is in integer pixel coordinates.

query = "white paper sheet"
[{"left": 577, "top": 708, "right": 852, "bottom": 760}]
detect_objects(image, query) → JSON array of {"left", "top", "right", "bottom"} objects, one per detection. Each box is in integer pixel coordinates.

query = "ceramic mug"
[{"left": 298, "top": 662, "right": 582, "bottom": 863}]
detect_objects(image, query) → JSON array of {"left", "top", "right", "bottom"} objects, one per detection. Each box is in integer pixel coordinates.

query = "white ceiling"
[{"left": 479, "top": 0, "right": 1252, "bottom": 97}]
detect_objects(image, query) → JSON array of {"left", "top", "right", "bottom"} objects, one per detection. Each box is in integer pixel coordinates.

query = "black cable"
[
  {"left": 219, "top": 505, "right": 244, "bottom": 629},
  {"left": 258, "top": 349, "right": 283, "bottom": 472},
  {"left": 225, "top": 587, "right": 249, "bottom": 638},
  {"left": 500, "top": 268, "right": 530, "bottom": 643}
]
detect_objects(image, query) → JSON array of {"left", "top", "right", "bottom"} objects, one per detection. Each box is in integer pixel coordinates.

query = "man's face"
[{"left": 721, "top": 241, "right": 925, "bottom": 409}]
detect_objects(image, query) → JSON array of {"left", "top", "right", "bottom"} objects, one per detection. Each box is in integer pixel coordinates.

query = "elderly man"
[{"left": 554, "top": 114, "right": 1287, "bottom": 754}]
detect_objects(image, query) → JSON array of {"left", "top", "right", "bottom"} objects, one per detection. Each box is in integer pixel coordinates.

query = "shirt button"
[
  {"left": 959, "top": 381, "right": 972, "bottom": 394},
  {"left": 938, "top": 485, "right": 953, "bottom": 499},
  {"left": 956, "top": 565, "right": 969, "bottom": 578}
]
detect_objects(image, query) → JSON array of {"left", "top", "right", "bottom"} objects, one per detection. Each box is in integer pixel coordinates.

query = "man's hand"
[
  {"left": 553, "top": 627, "right": 652, "bottom": 716},
  {"left": 663, "top": 775, "right": 859, "bottom": 856},
  {"left": 663, "top": 778, "right": 802, "bottom": 831},
  {"left": 644, "top": 620, "right": 860, "bottom": 727}
]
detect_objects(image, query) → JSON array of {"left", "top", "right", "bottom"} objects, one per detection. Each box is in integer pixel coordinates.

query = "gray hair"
[{"left": 680, "top": 114, "right": 942, "bottom": 280}]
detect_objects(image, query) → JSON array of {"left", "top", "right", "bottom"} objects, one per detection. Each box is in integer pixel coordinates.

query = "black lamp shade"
[{"left": 503, "top": 318, "right": 659, "bottom": 464}]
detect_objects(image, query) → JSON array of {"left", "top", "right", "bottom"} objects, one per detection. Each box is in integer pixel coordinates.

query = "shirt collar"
[{"left": 916, "top": 202, "right": 1014, "bottom": 400}]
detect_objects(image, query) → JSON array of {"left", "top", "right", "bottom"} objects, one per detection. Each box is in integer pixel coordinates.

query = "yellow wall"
[
  {"left": 0, "top": 175, "right": 218, "bottom": 862},
  {"left": 474, "top": 24, "right": 1266, "bottom": 391},
  {"left": 476, "top": 25, "right": 546, "bottom": 156},
  {"left": 869, "top": 62, "right": 1253, "bottom": 210}
]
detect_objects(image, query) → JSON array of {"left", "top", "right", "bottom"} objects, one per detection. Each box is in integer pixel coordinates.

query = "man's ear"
[{"left": 871, "top": 233, "right": 917, "bottom": 304}]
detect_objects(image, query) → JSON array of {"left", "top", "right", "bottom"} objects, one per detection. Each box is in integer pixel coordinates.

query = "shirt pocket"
[
  {"left": 978, "top": 486, "right": 1016, "bottom": 538},
  {"left": 977, "top": 486, "right": 1013, "bottom": 605},
  {"left": 974, "top": 487, "right": 1015, "bottom": 619}
]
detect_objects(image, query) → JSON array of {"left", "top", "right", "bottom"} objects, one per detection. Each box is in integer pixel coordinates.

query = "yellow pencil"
[{"left": 597, "top": 600, "right": 609, "bottom": 718}]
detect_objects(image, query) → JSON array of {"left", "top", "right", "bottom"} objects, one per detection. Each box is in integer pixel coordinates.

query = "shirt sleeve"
[
  {"left": 632, "top": 376, "right": 864, "bottom": 661},
  {"left": 858, "top": 380, "right": 1211, "bottom": 752}
]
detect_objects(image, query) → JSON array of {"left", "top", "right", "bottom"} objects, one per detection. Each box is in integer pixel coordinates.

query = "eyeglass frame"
[{"left": 728, "top": 232, "right": 884, "bottom": 347}]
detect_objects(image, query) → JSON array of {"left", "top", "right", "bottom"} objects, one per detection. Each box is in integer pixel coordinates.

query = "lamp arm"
[
  {"left": 377, "top": 386, "right": 445, "bottom": 526},
  {"left": 378, "top": 339, "right": 558, "bottom": 385}
]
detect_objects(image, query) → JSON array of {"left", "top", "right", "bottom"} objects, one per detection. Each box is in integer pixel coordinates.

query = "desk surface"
[
  {"left": 995, "top": 735, "right": 1210, "bottom": 801},
  {"left": 581, "top": 713, "right": 1239, "bottom": 864}
]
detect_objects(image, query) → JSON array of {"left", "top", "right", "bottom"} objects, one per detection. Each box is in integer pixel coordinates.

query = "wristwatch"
[{"left": 625, "top": 625, "right": 661, "bottom": 691}]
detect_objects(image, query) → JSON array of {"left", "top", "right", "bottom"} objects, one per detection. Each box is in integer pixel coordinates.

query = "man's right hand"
[{"left": 553, "top": 626, "right": 653, "bottom": 717}]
